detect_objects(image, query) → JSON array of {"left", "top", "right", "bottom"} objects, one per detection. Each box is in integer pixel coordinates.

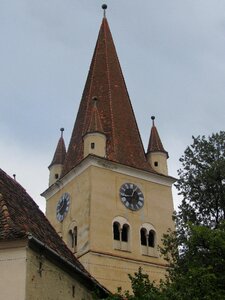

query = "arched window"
[
  {"left": 122, "top": 224, "right": 129, "bottom": 242},
  {"left": 113, "top": 222, "right": 120, "bottom": 241},
  {"left": 148, "top": 230, "right": 155, "bottom": 247},
  {"left": 140, "top": 223, "right": 157, "bottom": 257},
  {"left": 68, "top": 224, "right": 78, "bottom": 253},
  {"left": 140, "top": 228, "right": 147, "bottom": 246}
]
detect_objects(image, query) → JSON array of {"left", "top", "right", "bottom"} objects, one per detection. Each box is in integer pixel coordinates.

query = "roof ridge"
[{"left": 104, "top": 18, "right": 115, "bottom": 153}]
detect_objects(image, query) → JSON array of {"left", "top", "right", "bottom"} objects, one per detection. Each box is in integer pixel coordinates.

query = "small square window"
[
  {"left": 55, "top": 173, "right": 59, "bottom": 179},
  {"left": 154, "top": 161, "right": 158, "bottom": 167},
  {"left": 91, "top": 142, "right": 95, "bottom": 149}
]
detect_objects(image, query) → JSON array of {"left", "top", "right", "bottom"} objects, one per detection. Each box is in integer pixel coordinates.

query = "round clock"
[
  {"left": 119, "top": 183, "right": 144, "bottom": 211},
  {"left": 56, "top": 193, "right": 70, "bottom": 222}
]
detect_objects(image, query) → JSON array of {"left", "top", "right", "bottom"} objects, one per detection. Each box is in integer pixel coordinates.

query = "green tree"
[
  {"left": 175, "top": 131, "right": 225, "bottom": 228},
  {"left": 105, "top": 132, "right": 225, "bottom": 300},
  {"left": 104, "top": 267, "right": 163, "bottom": 300},
  {"left": 161, "top": 223, "right": 225, "bottom": 300},
  {"left": 161, "top": 132, "right": 225, "bottom": 299}
]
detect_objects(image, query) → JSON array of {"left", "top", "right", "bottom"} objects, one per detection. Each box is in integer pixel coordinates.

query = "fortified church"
[
  {"left": 42, "top": 5, "right": 175, "bottom": 293},
  {"left": 0, "top": 5, "right": 175, "bottom": 298}
]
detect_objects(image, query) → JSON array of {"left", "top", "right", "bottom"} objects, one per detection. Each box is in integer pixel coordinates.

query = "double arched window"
[
  {"left": 68, "top": 221, "right": 78, "bottom": 253},
  {"left": 112, "top": 219, "right": 157, "bottom": 256},
  {"left": 112, "top": 217, "right": 130, "bottom": 251},
  {"left": 140, "top": 228, "right": 155, "bottom": 247},
  {"left": 140, "top": 223, "right": 157, "bottom": 257}
]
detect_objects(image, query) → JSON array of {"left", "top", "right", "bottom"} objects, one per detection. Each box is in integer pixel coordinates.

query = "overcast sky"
[{"left": 1, "top": 1, "right": 224, "bottom": 212}]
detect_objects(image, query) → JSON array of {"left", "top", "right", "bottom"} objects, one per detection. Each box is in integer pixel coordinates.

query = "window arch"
[
  {"left": 148, "top": 230, "right": 155, "bottom": 248},
  {"left": 112, "top": 216, "right": 131, "bottom": 251},
  {"left": 68, "top": 221, "right": 78, "bottom": 253},
  {"left": 140, "top": 228, "right": 147, "bottom": 246},
  {"left": 113, "top": 222, "right": 120, "bottom": 241},
  {"left": 122, "top": 224, "right": 129, "bottom": 242},
  {"left": 140, "top": 223, "right": 157, "bottom": 257}
]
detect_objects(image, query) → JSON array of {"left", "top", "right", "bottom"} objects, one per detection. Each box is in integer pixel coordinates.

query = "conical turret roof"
[
  {"left": 49, "top": 128, "right": 66, "bottom": 168},
  {"left": 147, "top": 117, "right": 168, "bottom": 158},
  {"left": 62, "top": 16, "right": 153, "bottom": 177},
  {"left": 86, "top": 97, "right": 104, "bottom": 134}
]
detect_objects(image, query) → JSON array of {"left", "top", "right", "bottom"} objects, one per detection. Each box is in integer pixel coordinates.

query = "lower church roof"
[{"left": 0, "top": 168, "right": 109, "bottom": 297}]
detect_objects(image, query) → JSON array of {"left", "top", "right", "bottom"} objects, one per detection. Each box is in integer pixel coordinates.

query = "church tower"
[{"left": 42, "top": 5, "right": 175, "bottom": 292}]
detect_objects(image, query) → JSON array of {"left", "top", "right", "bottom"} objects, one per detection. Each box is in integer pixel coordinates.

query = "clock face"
[
  {"left": 56, "top": 193, "right": 70, "bottom": 222},
  {"left": 120, "top": 183, "right": 144, "bottom": 211}
]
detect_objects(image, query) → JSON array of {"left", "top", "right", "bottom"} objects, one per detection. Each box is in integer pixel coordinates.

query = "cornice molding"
[{"left": 42, "top": 155, "right": 176, "bottom": 200}]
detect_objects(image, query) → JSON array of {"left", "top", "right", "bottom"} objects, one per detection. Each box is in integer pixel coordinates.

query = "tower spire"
[{"left": 61, "top": 14, "right": 153, "bottom": 177}]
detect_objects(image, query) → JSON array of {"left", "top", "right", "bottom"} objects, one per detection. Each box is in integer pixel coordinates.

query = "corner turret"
[
  {"left": 83, "top": 97, "right": 106, "bottom": 158},
  {"left": 48, "top": 128, "right": 66, "bottom": 186},
  {"left": 147, "top": 116, "right": 169, "bottom": 175}
]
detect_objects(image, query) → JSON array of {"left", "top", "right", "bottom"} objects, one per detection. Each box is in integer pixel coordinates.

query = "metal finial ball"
[
  {"left": 60, "top": 128, "right": 64, "bottom": 132},
  {"left": 102, "top": 4, "right": 107, "bottom": 10},
  {"left": 151, "top": 116, "right": 155, "bottom": 120}
]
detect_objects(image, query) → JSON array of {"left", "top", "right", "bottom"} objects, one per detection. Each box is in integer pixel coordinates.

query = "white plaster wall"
[{"left": 0, "top": 243, "right": 26, "bottom": 300}]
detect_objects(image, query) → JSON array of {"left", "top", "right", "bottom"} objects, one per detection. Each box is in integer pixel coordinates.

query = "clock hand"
[{"left": 131, "top": 187, "right": 137, "bottom": 197}]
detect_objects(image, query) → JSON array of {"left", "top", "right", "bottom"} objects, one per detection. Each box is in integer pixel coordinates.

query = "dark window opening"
[
  {"left": 69, "top": 226, "right": 78, "bottom": 249},
  {"left": 91, "top": 142, "right": 95, "bottom": 149},
  {"left": 122, "top": 224, "right": 129, "bottom": 242},
  {"left": 148, "top": 230, "right": 155, "bottom": 247},
  {"left": 74, "top": 226, "right": 77, "bottom": 247},
  {"left": 72, "top": 285, "right": 75, "bottom": 298},
  {"left": 154, "top": 161, "right": 158, "bottom": 167},
  {"left": 55, "top": 173, "right": 59, "bottom": 179},
  {"left": 140, "top": 228, "right": 147, "bottom": 246},
  {"left": 113, "top": 222, "right": 120, "bottom": 240}
]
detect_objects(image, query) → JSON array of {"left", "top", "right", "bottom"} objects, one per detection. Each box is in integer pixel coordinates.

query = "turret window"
[
  {"left": 91, "top": 142, "right": 95, "bottom": 149},
  {"left": 154, "top": 161, "right": 158, "bottom": 167}
]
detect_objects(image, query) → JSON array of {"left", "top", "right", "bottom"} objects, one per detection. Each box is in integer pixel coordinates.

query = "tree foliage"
[{"left": 175, "top": 131, "right": 225, "bottom": 228}]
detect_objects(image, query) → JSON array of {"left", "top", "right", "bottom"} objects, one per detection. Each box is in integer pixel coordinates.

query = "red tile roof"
[
  {"left": 86, "top": 97, "right": 104, "bottom": 134},
  {"left": 49, "top": 129, "right": 66, "bottom": 168},
  {"left": 147, "top": 118, "right": 168, "bottom": 158},
  {"left": 0, "top": 168, "right": 83, "bottom": 267},
  {"left": 0, "top": 168, "right": 109, "bottom": 296},
  {"left": 61, "top": 17, "right": 154, "bottom": 177}
]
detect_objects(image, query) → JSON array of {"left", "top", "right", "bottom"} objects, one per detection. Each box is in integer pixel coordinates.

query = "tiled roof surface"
[
  {"left": 147, "top": 125, "right": 168, "bottom": 158},
  {"left": 0, "top": 168, "right": 84, "bottom": 269},
  {"left": 61, "top": 17, "right": 154, "bottom": 177},
  {"left": 86, "top": 100, "right": 104, "bottom": 134},
  {"left": 49, "top": 135, "right": 66, "bottom": 168}
]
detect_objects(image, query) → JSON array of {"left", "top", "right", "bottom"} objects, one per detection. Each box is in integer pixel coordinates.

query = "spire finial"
[
  {"left": 13, "top": 174, "right": 16, "bottom": 180},
  {"left": 60, "top": 128, "right": 64, "bottom": 138},
  {"left": 151, "top": 116, "right": 155, "bottom": 126},
  {"left": 102, "top": 4, "right": 107, "bottom": 18}
]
